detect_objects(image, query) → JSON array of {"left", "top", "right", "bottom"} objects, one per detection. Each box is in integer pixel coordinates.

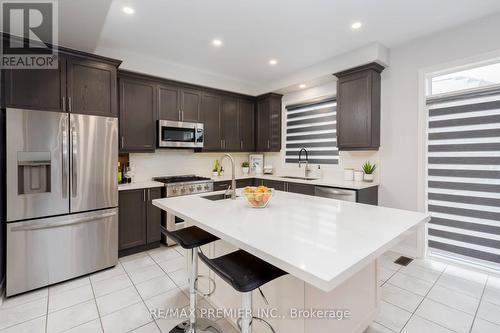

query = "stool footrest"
[{"left": 237, "top": 316, "right": 276, "bottom": 333}]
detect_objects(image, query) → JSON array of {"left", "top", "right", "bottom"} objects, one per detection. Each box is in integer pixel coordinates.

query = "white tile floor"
[
  {"left": 0, "top": 245, "right": 237, "bottom": 333},
  {"left": 1, "top": 246, "right": 499, "bottom": 333},
  {"left": 369, "top": 251, "right": 500, "bottom": 333}
]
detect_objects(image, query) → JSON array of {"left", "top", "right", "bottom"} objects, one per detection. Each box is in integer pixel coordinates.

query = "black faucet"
[{"left": 298, "top": 148, "right": 310, "bottom": 178}]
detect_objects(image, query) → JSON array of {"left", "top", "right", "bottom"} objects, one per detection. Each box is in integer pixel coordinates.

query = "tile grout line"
[
  {"left": 0, "top": 314, "right": 47, "bottom": 332},
  {"left": 89, "top": 268, "right": 106, "bottom": 333},
  {"left": 119, "top": 251, "right": 162, "bottom": 332},
  {"left": 468, "top": 274, "right": 489, "bottom": 333},
  {"left": 45, "top": 287, "right": 50, "bottom": 333},
  {"left": 396, "top": 263, "right": 476, "bottom": 333},
  {"left": 394, "top": 262, "right": 448, "bottom": 333},
  {"left": 144, "top": 250, "right": 171, "bottom": 333}
]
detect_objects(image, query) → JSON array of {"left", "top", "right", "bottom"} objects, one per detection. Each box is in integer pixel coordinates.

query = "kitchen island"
[{"left": 153, "top": 190, "right": 429, "bottom": 333}]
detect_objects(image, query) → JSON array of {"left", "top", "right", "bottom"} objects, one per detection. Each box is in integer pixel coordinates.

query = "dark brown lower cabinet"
[
  {"left": 213, "top": 178, "right": 256, "bottom": 191},
  {"left": 287, "top": 182, "right": 315, "bottom": 196},
  {"left": 262, "top": 179, "right": 286, "bottom": 191},
  {"left": 147, "top": 188, "right": 162, "bottom": 243},
  {"left": 119, "top": 188, "right": 162, "bottom": 256}
]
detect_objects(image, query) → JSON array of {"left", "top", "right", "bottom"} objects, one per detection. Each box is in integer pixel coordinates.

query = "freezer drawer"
[{"left": 6, "top": 208, "right": 118, "bottom": 296}]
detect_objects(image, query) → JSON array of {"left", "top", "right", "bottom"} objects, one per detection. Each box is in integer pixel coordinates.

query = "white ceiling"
[{"left": 57, "top": 0, "right": 500, "bottom": 94}]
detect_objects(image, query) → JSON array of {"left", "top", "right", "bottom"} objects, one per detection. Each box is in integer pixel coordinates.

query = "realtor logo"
[{"left": 1, "top": 1, "right": 58, "bottom": 69}]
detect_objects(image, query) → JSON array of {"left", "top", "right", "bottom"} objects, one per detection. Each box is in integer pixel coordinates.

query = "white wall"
[{"left": 379, "top": 13, "right": 500, "bottom": 255}]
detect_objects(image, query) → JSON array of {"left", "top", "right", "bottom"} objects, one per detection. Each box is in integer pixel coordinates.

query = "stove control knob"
[
  {"left": 197, "top": 185, "right": 202, "bottom": 191},
  {"left": 181, "top": 187, "right": 186, "bottom": 193},
  {"left": 204, "top": 184, "right": 209, "bottom": 190},
  {"left": 172, "top": 188, "right": 178, "bottom": 193},
  {"left": 189, "top": 186, "right": 194, "bottom": 192}
]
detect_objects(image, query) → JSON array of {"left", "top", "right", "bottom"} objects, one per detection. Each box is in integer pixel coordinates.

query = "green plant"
[
  {"left": 362, "top": 161, "right": 376, "bottom": 174},
  {"left": 212, "top": 159, "right": 220, "bottom": 172},
  {"left": 241, "top": 161, "right": 249, "bottom": 168}
]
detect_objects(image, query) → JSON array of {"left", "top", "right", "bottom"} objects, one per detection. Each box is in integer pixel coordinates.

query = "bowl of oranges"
[{"left": 242, "top": 186, "right": 274, "bottom": 208}]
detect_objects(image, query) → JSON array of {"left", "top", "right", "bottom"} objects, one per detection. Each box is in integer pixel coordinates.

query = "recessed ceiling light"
[
  {"left": 299, "top": 84, "right": 306, "bottom": 89},
  {"left": 212, "top": 39, "right": 222, "bottom": 47},
  {"left": 269, "top": 59, "right": 278, "bottom": 66},
  {"left": 351, "top": 21, "right": 362, "bottom": 30},
  {"left": 122, "top": 6, "right": 135, "bottom": 15}
]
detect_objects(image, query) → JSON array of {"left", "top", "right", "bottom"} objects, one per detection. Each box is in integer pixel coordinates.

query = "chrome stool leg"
[
  {"left": 169, "top": 248, "right": 221, "bottom": 333},
  {"left": 237, "top": 291, "right": 276, "bottom": 333},
  {"left": 241, "top": 292, "right": 252, "bottom": 333}
]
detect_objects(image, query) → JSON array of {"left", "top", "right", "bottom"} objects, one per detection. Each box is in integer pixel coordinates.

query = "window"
[
  {"left": 426, "top": 63, "right": 500, "bottom": 268},
  {"left": 429, "top": 60, "right": 500, "bottom": 96},
  {"left": 285, "top": 99, "right": 338, "bottom": 165}
]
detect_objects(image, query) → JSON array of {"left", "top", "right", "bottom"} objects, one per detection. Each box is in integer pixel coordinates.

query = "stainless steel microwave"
[{"left": 158, "top": 120, "right": 204, "bottom": 148}]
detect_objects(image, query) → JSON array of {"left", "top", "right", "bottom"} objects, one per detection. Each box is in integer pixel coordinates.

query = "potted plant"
[
  {"left": 241, "top": 161, "right": 250, "bottom": 174},
  {"left": 362, "top": 161, "right": 376, "bottom": 182},
  {"left": 212, "top": 160, "right": 220, "bottom": 177}
]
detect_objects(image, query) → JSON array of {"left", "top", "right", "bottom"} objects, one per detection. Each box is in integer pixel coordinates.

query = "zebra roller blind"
[
  {"left": 285, "top": 99, "right": 338, "bottom": 164},
  {"left": 427, "top": 94, "right": 500, "bottom": 267}
]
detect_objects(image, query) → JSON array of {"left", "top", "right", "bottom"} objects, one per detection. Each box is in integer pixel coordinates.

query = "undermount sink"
[
  {"left": 280, "top": 176, "right": 319, "bottom": 181},
  {"left": 201, "top": 193, "right": 238, "bottom": 201}
]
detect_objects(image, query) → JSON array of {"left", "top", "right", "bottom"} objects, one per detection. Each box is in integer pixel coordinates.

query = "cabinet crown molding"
[{"left": 333, "top": 62, "right": 385, "bottom": 78}]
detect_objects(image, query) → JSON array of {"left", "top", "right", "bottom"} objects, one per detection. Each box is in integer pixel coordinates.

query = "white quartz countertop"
[
  {"left": 153, "top": 190, "right": 429, "bottom": 292},
  {"left": 118, "top": 181, "right": 164, "bottom": 191},
  {"left": 211, "top": 174, "right": 378, "bottom": 190}
]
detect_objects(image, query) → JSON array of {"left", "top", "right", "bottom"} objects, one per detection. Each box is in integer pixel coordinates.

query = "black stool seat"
[
  {"left": 199, "top": 250, "right": 287, "bottom": 293},
  {"left": 161, "top": 226, "right": 219, "bottom": 249}
]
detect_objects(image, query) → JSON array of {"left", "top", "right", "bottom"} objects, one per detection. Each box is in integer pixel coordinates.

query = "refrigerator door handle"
[
  {"left": 61, "top": 115, "right": 69, "bottom": 198},
  {"left": 10, "top": 211, "right": 117, "bottom": 232},
  {"left": 71, "top": 119, "right": 78, "bottom": 197}
]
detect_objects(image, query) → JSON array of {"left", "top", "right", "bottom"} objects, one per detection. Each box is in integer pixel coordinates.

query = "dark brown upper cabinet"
[
  {"left": 67, "top": 56, "right": 118, "bottom": 117},
  {"left": 4, "top": 55, "right": 67, "bottom": 112},
  {"left": 119, "top": 75, "right": 157, "bottom": 152},
  {"left": 334, "top": 62, "right": 384, "bottom": 150},
  {"left": 158, "top": 84, "right": 180, "bottom": 120},
  {"left": 221, "top": 97, "right": 240, "bottom": 151},
  {"left": 200, "top": 94, "right": 255, "bottom": 152},
  {"left": 158, "top": 84, "right": 201, "bottom": 122},
  {"left": 200, "top": 93, "right": 222, "bottom": 151},
  {"left": 181, "top": 88, "right": 201, "bottom": 122},
  {"left": 239, "top": 99, "right": 255, "bottom": 151},
  {"left": 256, "top": 93, "right": 283, "bottom": 152},
  {"left": 3, "top": 49, "right": 120, "bottom": 116}
]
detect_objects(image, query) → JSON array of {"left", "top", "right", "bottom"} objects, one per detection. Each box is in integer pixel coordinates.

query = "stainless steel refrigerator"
[{"left": 5, "top": 108, "right": 118, "bottom": 296}]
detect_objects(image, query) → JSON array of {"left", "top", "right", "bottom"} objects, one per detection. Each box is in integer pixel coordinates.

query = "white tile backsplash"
[{"left": 129, "top": 149, "right": 379, "bottom": 182}]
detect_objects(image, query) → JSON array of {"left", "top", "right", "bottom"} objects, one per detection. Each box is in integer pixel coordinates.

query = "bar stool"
[
  {"left": 161, "top": 226, "right": 221, "bottom": 333},
  {"left": 199, "top": 249, "right": 287, "bottom": 333}
]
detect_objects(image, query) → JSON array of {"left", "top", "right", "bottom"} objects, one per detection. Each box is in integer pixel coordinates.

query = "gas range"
[{"left": 153, "top": 175, "right": 214, "bottom": 197}]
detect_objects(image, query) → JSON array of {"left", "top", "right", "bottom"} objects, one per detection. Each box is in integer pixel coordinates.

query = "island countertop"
[{"left": 153, "top": 190, "right": 429, "bottom": 292}]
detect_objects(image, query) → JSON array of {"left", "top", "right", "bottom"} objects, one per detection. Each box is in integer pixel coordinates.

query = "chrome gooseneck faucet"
[
  {"left": 298, "top": 148, "right": 311, "bottom": 178},
  {"left": 221, "top": 153, "right": 236, "bottom": 199}
]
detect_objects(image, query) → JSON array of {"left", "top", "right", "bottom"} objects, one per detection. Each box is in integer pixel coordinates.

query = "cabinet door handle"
[
  {"left": 240, "top": 140, "right": 243, "bottom": 150},
  {"left": 68, "top": 97, "right": 72, "bottom": 112},
  {"left": 179, "top": 109, "right": 182, "bottom": 121},
  {"left": 143, "top": 189, "right": 146, "bottom": 202},
  {"left": 121, "top": 136, "right": 124, "bottom": 149},
  {"left": 267, "top": 140, "right": 270, "bottom": 149},
  {"left": 62, "top": 96, "right": 66, "bottom": 112},
  {"left": 182, "top": 111, "right": 184, "bottom": 121},
  {"left": 148, "top": 189, "right": 151, "bottom": 201}
]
